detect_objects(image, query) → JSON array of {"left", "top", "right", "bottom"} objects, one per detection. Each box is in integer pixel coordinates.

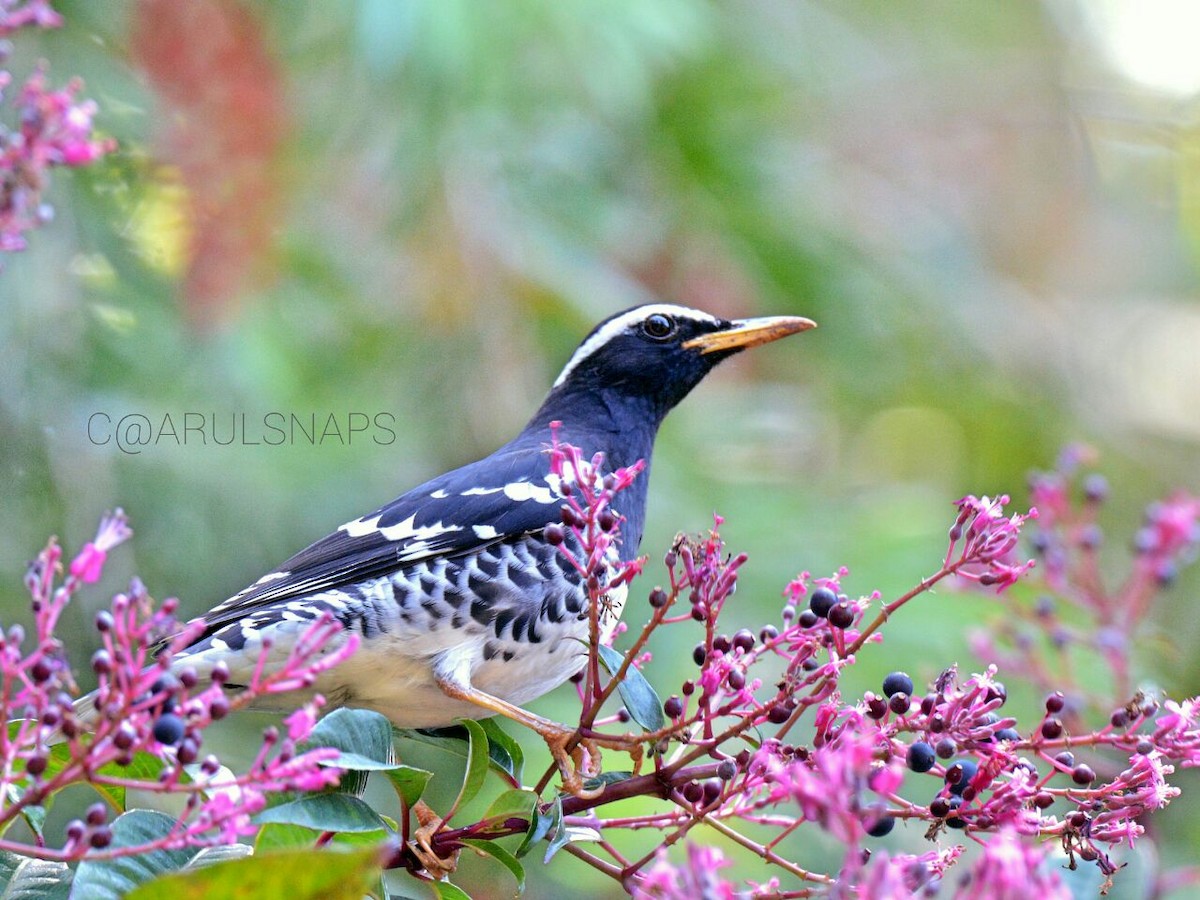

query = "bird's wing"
[{"left": 198, "top": 445, "right": 563, "bottom": 630}]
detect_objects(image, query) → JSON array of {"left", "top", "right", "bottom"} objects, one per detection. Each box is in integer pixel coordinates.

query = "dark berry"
[
  {"left": 797, "top": 609, "right": 819, "bottom": 628},
  {"left": 935, "top": 738, "right": 957, "bottom": 759},
  {"left": 560, "top": 505, "right": 580, "bottom": 528},
  {"left": 701, "top": 779, "right": 722, "bottom": 805},
  {"left": 209, "top": 696, "right": 230, "bottom": 720},
  {"left": 985, "top": 682, "right": 1007, "bottom": 705},
  {"left": 995, "top": 728, "right": 1021, "bottom": 742},
  {"left": 690, "top": 605, "right": 706, "bottom": 622},
  {"left": 866, "top": 816, "right": 895, "bottom": 837},
  {"left": 153, "top": 713, "right": 185, "bottom": 746},
  {"left": 907, "top": 741, "right": 936, "bottom": 773},
  {"left": 945, "top": 808, "right": 967, "bottom": 829},
  {"left": 947, "top": 760, "right": 978, "bottom": 796},
  {"left": 113, "top": 721, "right": 136, "bottom": 751},
  {"left": 1044, "top": 692, "right": 1065, "bottom": 714},
  {"left": 1041, "top": 718, "right": 1063, "bottom": 740},
  {"left": 25, "top": 754, "right": 46, "bottom": 777},
  {"left": 210, "top": 662, "right": 230, "bottom": 685},
  {"left": 828, "top": 602, "right": 855, "bottom": 629},
  {"left": 732, "top": 629, "right": 755, "bottom": 653},
  {"left": 1136, "top": 739, "right": 1154, "bottom": 755},
  {"left": 1110, "top": 709, "right": 1129, "bottom": 729},
  {"left": 177, "top": 737, "right": 200, "bottom": 765},
  {"left": 920, "top": 694, "right": 937, "bottom": 715},
  {"left": 712, "top": 635, "right": 732, "bottom": 654},
  {"left": 882, "top": 672, "right": 914, "bottom": 698},
  {"left": 865, "top": 695, "right": 888, "bottom": 720},
  {"left": 717, "top": 760, "right": 737, "bottom": 780},
  {"left": 681, "top": 680, "right": 695, "bottom": 696},
  {"left": 543, "top": 524, "right": 565, "bottom": 545},
  {"left": 90, "top": 826, "right": 113, "bottom": 849},
  {"left": 760, "top": 625, "right": 778, "bottom": 642},
  {"left": 597, "top": 509, "right": 617, "bottom": 532},
  {"left": 929, "top": 797, "right": 950, "bottom": 818},
  {"left": 682, "top": 781, "right": 703, "bottom": 804},
  {"left": 766, "top": 703, "right": 792, "bottom": 725},
  {"left": 1071, "top": 764, "right": 1096, "bottom": 785},
  {"left": 1066, "top": 810, "right": 1088, "bottom": 829},
  {"left": 1054, "top": 751, "right": 1075, "bottom": 769},
  {"left": 808, "top": 587, "right": 837, "bottom": 617},
  {"left": 727, "top": 669, "right": 745, "bottom": 691},
  {"left": 65, "top": 819, "right": 85, "bottom": 842},
  {"left": 617, "top": 708, "right": 630, "bottom": 722},
  {"left": 86, "top": 803, "right": 107, "bottom": 826},
  {"left": 29, "top": 658, "right": 53, "bottom": 683},
  {"left": 664, "top": 696, "right": 684, "bottom": 719},
  {"left": 94, "top": 611, "right": 114, "bottom": 632},
  {"left": 693, "top": 644, "right": 707, "bottom": 666},
  {"left": 888, "top": 693, "right": 911, "bottom": 715},
  {"left": 649, "top": 587, "right": 668, "bottom": 608},
  {"left": 1034, "top": 791, "right": 1054, "bottom": 809}
]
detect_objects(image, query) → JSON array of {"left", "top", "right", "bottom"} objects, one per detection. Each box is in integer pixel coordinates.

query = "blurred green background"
[{"left": 3, "top": 1, "right": 1200, "bottom": 896}]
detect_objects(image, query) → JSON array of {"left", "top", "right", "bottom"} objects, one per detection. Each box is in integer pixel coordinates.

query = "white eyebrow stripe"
[{"left": 552, "top": 304, "right": 721, "bottom": 389}]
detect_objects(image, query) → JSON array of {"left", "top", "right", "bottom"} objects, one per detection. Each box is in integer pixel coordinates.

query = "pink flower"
[
  {"left": 949, "top": 496, "right": 1038, "bottom": 591},
  {"left": 68, "top": 509, "right": 131, "bottom": 583},
  {"left": 957, "top": 827, "right": 1069, "bottom": 899},
  {"left": 634, "top": 845, "right": 736, "bottom": 900}
]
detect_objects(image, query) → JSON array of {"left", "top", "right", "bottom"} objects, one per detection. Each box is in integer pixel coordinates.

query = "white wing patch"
[
  {"left": 462, "top": 486, "right": 503, "bottom": 496},
  {"left": 552, "top": 303, "right": 720, "bottom": 389},
  {"left": 473, "top": 525, "right": 499, "bottom": 539},
  {"left": 339, "top": 513, "right": 463, "bottom": 544},
  {"left": 503, "top": 481, "right": 557, "bottom": 504}
]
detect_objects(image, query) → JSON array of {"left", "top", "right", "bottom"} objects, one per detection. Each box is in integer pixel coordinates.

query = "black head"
[{"left": 527, "top": 304, "right": 816, "bottom": 436}]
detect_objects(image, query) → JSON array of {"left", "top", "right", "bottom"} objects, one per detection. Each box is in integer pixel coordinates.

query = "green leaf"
[
  {"left": 429, "top": 881, "right": 473, "bottom": 900},
  {"left": 598, "top": 644, "right": 664, "bottom": 731},
  {"left": 461, "top": 838, "right": 525, "bottom": 893},
  {"left": 451, "top": 719, "right": 490, "bottom": 813},
  {"left": 305, "top": 708, "right": 399, "bottom": 771},
  {"left": 181, "top": 844, "right": 253, "bottom": 870},
  {"left": 383, "top": 765, "right": 433, "bottom": 808},
  {"left": 542, "top": 797, "right": 569, "bottom": 864},
  {"left": 397, "top": 725, "right": 520, "bottom": 787},
  {"left": 579, "top": 771, "right": 633, "bottom": 794},
  {"left": 514, "top": 799, "right": 557, "bottom": 860},
  {"left": 124, "top": 845, "right": 385, "bottom": 900},
  {"left": 481, "top": 789, "right": 537, "bottom": 827},
  {"left": 253, "top": 793, "right": 389, "bottom": 833},
  {"left": 2, "top": 857, "right": 72, "bottom": 900},
  {"left": 254, "top": 822, "right": 391, "bottom": 854},
  {"left": 475, "top": 718, "right": 523, "bottom": 786},
  {"left": 92, "top": 751, "right": 185, "bottom": 811},
  {"left": 0, "top": 851, "right": 21, "bottom": 888},
  {"left": 476, "top": 790, "right": 537, "bottom": 839},
  {"left": 72, "top": 810, "right": 196, "bottom": 900},
  {"left": 254, "top": 822, "right": 321, "bottom": 853}
]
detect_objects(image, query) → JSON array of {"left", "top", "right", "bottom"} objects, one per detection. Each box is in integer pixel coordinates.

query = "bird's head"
[{"left": 530, "top": 304, "right": 816, "bottom": 434}]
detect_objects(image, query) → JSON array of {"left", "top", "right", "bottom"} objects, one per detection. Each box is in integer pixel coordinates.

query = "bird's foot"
[
  {"left": 409, "top": 800, "right": 459, "bottom": 880},
  {"left": 540, "top": 726, "right": 606, "bottom": 799}
]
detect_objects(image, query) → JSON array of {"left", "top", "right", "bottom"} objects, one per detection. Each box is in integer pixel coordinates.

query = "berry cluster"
[{"left": 1, "top": 511, "right": 352, "bottom": 862}]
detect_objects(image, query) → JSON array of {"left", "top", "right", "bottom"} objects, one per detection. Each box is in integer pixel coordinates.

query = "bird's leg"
[
  {"left": 409, "top": 800, "right": 458, "bottom": 879},
  {"left": 434, "top": 670, "right": 602, "bottom": 798}
]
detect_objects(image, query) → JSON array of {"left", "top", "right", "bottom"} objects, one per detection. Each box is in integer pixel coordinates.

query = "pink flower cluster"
[
  {"left": 2, "top": 510, "right": 355, "bottom": 861},
  {"left": 543, "top": 420, "right": 646, "bottom": 603},
  {"left": 1, "top": 0, "right": 114, "bottom": 255}
]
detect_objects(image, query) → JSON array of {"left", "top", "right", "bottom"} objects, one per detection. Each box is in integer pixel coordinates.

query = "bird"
[{"left": 153, "top": 304, "right": 814, "bottom": 789}]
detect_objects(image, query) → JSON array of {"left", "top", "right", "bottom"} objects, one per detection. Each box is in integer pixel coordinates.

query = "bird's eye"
[{"left": 642, "top": 314, "right": 676, "bottom": 340}]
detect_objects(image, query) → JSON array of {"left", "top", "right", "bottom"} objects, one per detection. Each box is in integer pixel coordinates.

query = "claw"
[{"left": 409, "top": 800, "right": 459, "bottom": 880}]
